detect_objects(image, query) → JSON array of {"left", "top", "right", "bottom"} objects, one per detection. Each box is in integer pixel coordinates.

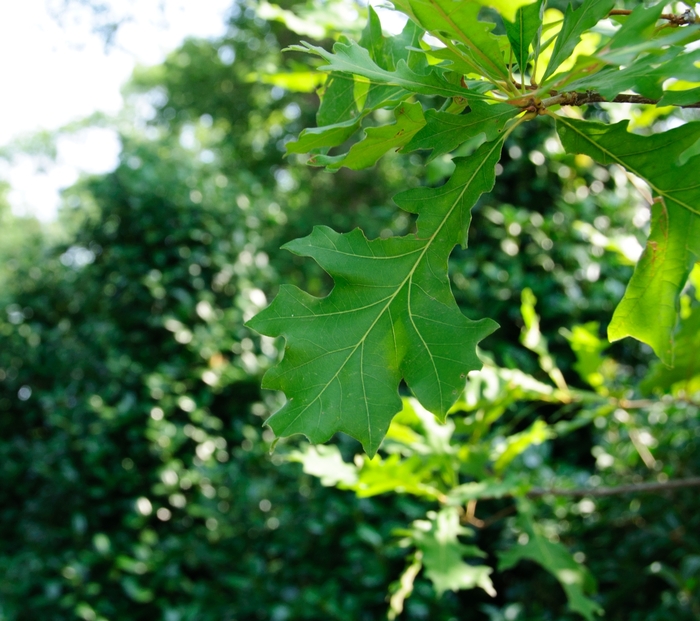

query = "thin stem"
[
  {"left": 608, "top": 8, "right": 698, "bottom": 26},
  {"left": 540, "top": 91, "right": 700, "bottom": 110},
  {"left": 527, "top": 477, "right": 700, "bottom": 498}
]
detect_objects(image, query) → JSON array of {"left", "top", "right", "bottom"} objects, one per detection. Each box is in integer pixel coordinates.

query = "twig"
[
  {"left": 608, "top": 9, "right": 698, "bottom": 26},
  {"left": 527, "top": 477, "right": 700, "bottom": 498},
  {"left": 540, "top": 91, "right": 700, "bottom": 109}
]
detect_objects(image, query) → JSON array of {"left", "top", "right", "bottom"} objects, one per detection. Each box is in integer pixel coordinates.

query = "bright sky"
[{"left": 0, "top": 0, "right": 232, "bottom": 220}]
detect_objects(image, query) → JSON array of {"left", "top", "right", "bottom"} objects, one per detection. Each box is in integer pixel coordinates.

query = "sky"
[{"left": 0, "top": 0, "right": 232, "bottom": 220}]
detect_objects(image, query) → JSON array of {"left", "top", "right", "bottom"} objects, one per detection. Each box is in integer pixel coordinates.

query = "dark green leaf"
[{"left": 499, "top": 501, "right": 601, "bottom": 620}]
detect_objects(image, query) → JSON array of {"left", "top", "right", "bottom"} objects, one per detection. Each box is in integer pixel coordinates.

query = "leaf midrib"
[
  {"left": 278, "top": 136, "right": 507, "bottom": 439},
  {"left": 554, "top": 115, "right": 700, "bottom": 216}
]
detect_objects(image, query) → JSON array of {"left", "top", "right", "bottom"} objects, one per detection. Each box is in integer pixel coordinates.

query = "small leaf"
[
  {"left": 542, "top": 0, "right": 615, "bottom": 82},
  {"left": 405, "top": 100, "right": 518, "bottom": 161},
  {"left": 504, "top": 0, "right": 544, "bottom": 74},
  {"left": 555, "top": 117, "right": 700, "bottom": 364},
  {"left": 323, "top": 100, "right": 427, "bottom": 170},
  {"left": 293, "top": 39, "right": 478, "bottom": 100},
  {"left": 411, "top": 507, "right": 495, "bottom": 597},
  {"left": 499, "top": 501, "right": 602, "bottom": 620},
  {"left": 286, "top": 118, "right": 360, "bottom": 154}
]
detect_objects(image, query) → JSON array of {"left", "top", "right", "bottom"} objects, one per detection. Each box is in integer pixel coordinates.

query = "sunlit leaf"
[
  {"left": 289, "top": 39, "right": 480, "bottom": 100},
  {"left": 315, "top": 100, "right": 426, "bottom": 170},
  {"left": 542, "top": 0, "right": 614, "bottom": 82},
  {"left": 410, "top": 507, "right": 495, "bottom": 596},
  {"left": 504, "top": 0, "right": 544, "bottom": 74},
  {"left": 391, "top": 0, "right": 509, "bottom": 83}
]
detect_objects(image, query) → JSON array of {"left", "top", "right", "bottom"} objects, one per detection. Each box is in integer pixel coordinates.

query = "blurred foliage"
[{"left": 1, "top": 1, "right": 699, "bottom": 620}]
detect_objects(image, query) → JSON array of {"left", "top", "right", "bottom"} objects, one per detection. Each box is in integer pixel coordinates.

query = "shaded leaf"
[
  {"left": 286, "top": 118, "right": 360, "bottom": 154},
  {"left": 555, "top": 117, "right": 700, "bottom": 364},
  {"left": 641, "top": 301, "right": 700, "bottom": 394},
  {"left": 499, "top": 501, "right": 601, "bottom": 620}
]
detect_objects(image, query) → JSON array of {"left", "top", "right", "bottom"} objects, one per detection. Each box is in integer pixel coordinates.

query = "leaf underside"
[
  {"left": 248, "top": 138, "right": 506, "bottom": 454},
  {"left": 555, "top": 117, "right": 700, "bottom": 364}
]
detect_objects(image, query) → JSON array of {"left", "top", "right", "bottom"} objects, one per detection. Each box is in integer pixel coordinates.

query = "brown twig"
[
  {"left": 526, "top": 477, "right": 700, "bottom": 498},
  {"left": 539, "top": 91, "right": 700, "bottom": 110},
  {"left": 608, "top": 9, "right": 698, "bottom": 26}
]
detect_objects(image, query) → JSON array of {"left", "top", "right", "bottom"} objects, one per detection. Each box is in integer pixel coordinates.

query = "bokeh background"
[{"left": 1, "top": 1, "right": 699, "bottom": 620}]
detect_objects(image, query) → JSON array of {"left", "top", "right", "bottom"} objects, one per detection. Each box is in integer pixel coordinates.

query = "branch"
[
  {"left": 540, "top": 91, "right": 700, "bottom": 110},
  {"left": 608, "top": 8, "right": 698, "bottom": 27},
  {"left": 527, "top": 476, "right": 700, "bottom": 498}
]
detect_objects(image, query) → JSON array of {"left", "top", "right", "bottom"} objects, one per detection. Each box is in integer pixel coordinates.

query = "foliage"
[
  {"left": 248, "top": 0, "right": 700, "bottom": 618},
  {"left": 1, "top": 1, "right": 700, "bottom": 620}
]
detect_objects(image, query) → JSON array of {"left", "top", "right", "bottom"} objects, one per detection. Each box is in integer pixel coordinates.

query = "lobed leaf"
[
  {"left": 291, "top": 39, "right": 479, "bottom": 100},
  {"left": 247, "top": 137, "right": 508, "bottom": 454},
  {"left": 555, "top": 117, "right": 700, "bottom": 364},
  {"left": 499, "top": 501, "right": 602, "bottom": 620},
  {"left": 313, "top": 100, "right": 427, "bottom": 170},
  {"left": 411, "top": 507, "right": 495, "bottom": 597},
  {"left": 404, "top": 99, "right": 517, "bottom": 161}
]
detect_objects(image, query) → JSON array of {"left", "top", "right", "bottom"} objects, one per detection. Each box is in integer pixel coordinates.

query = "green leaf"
[
  {"left": 499, "top": 501, "right": 601, "bottom": 620},
  {"left": 641, "top": 305, "right": 700, "bottom": 394},
  {"left": 659, "top": 86, "right": 700, "bottom": 107},
  {"left": 405, "top": 100, "right": 518, "bottom": 161},
  {"left": 354, "top": 453, "right": 444, "bottom": 499},
  {"left": 542, "top": 0, "right": 615, "bottom": 82},
  {"left": 391, "top": 0, "right": 509, "bottom": 83},
  {"left": 504, "top": 0, "right": 544, "bottom": 74},
  {"left": 317, "top": 73, "right": 360, "bottom": 126},
  {"left": 599, "top": 2, "right": 665, "bottom": 65},
  {"left": 291, "top": 39, "right": 478, "bottom": 100},
  {"left": 287, "top": 444, "right": 358, "bottom": 487},
  {"left": 286, "top": 118, "right": 360, "bottom": 154},
  {"left": 492, "top": 419, "right": 552, "bottom": 473},
  {"left": 555, "top": 117, "right": 700, "bottom": 364},
  {"left": 447, "top": 476, "right": 521, "bottom": 505},
  {"left": 473, "top": 0, "right": 537, "bottom": 23},
  {"left": 411, "top": 507, "right": 495, "bottom": 597},
  {"left": 320, "top": 100, "right": 427, "bottom": 170},
  {"left": 247, "top": 137, "right": 506, "bottom": 454}
]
